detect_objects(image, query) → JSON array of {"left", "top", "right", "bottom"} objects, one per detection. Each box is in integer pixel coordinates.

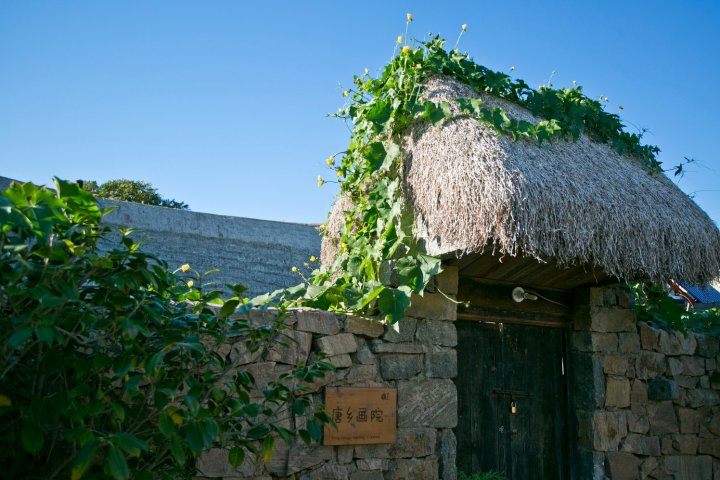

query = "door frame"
[
  {"left": 455, "top": 277, "right": 577, "bottom": 479},
  {"left": 454, "top": 314, "right": 574, "bottom": 479}
]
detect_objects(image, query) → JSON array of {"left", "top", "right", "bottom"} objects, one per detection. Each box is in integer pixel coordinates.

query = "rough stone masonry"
[
  {"left": 194, "top": 268, "right": 460, "bottom": 480},
  {"left": 571, "top": 286, "right": 720, "bottom": 480}
]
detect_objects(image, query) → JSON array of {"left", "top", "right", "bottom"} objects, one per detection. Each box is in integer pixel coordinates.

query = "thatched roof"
[{"left": 323, "top": 76, "right": 720, "bottom": 284}]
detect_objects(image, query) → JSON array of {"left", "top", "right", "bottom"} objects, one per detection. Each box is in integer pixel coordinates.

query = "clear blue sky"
[{"left": 1, "top": 1, "right": 718, "bottom": 225}]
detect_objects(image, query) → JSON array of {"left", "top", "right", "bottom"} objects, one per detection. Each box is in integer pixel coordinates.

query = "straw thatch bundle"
[{"left": 322, "top": 75, "right": 720, "bottom": 283}]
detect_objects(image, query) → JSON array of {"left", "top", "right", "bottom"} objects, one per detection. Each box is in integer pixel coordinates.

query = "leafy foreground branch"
[{"left": 0, "top": 179, "right": 333, "bottom": 479}]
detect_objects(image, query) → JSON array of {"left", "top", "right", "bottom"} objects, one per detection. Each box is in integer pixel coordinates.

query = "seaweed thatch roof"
[{"left": 322, "top": 76, "right": 720, "bottom": 285}]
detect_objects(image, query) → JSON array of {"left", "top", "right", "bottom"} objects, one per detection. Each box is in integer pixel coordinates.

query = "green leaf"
[
  {"left": 8, "top": 326, "right": 33, "bottom": 349},
  {"left": 306, "top": 418, "right": 322, "bottom": 441},
  {"left": 21, "top": 421, "right": 44, "bottom": 454},
  {"left": 422, "top": 101, "right": 446, "bottom": 125},
  {"left": 382, "top": 141, "right": 401, "bottom": 172},
  {"left": 228, "top": 446, "right": 245, "bottom": 467},
  {"left": 111, "top": 402, "right": 125, "bottom": 422},
  {"left": 106, "top": 445, "right": 130, "bottom": 480},
  {"left": 185, "top": 423, "right": 205, "bottom": 452},
  {"left": 246, "top": 423, "right": 271, "bottom": 440},
  {"left": 145, "top": 350, "right": 165, "bottom": 373},
  {"left": 170, "top": 436, "right": 186, "bottom": 466},
  {"left": 35, "top": 325, "right": 54, "bottom": 344},
  {"left": 364, "top": 142, "right": 387, "bottom": 173},
  {"left": 71, "top": 439, "right": 100, "bottom": 480},
  {"left": 114, "top": 432, "right": 148, "bottom": 457},
  {"left": 378, "top": 286, "right": 412, "bottom": 324},
  {"left": 220, "top": 298, "right": 240, "bottom": 316},
  {"left": 113, "top": 357, "right": 133, "bottom": 378},
  {"left": 158, "top": 412, "right": 175, "bottom": 437},
  {"left": 261, "top": 435, "right": 275, "bottom": 463}
]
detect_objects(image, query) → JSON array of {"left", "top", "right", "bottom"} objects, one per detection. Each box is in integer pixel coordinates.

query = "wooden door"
[{"left": 454, "top": 320, "right": 569, "bottom": 479}]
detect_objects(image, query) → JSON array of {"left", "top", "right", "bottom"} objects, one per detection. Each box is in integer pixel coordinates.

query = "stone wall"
[
  {"left": 572, "top": 287, "right": 720, "bottom": 480},
  {"left": 195, "top": 267, "right": 460, "bottom": 480}
]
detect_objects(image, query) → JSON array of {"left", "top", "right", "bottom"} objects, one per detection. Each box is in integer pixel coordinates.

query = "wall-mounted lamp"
[{"left": 511, "top": 287, "right": 538, "bottom": 303}]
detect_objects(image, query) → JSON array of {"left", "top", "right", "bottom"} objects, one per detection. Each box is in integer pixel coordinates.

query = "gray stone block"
[
  {"left": 648, "top": 379, "right": 679, "bottom": 401},
  {"left": 415, "top": 320, "right": 457, "bottom": 347},
  {"left": 406, "top": 293, "right": 456, "bottom": 321},
  {"left": 618, "top": 333, "right": 641, "bottom": 353},
  {"left": 384, "top": 428, "right": 437, "bottom": 458},
  {"left": 299, "top": 463, "right": 349, "bottom": 480},
  {"left": 604, "top": 452, "right": 639, "bottom": 480},
  {"left": 635, "top": 351, "right": 666, "bottom": 379},
  {"left": 425, "top": 349, "right": 457, "bottom": 379},
  {"left": 296, "top": 309, "right": 341, "bottom": 335},
  {"left": 664, "top": 455, "right": 713, "bottom": 480},
  {"left": 385, "top": 458, "right": 439, "bottom": 480},
  {"left": 659, "top": 329, "right": 697, "bottom": 356},
  {"left": 571, "top": 353, "right": 606, "bottom": 409},
  {"left": 438, "top": 429, "right": 457, "bottom": 480},
  {"left": 383, "top": 317, "right": 417, "bottom": 343},
  {"left": 697, "top": 334, "right": 720, "bottom": 358},
  {"left": 647, "top": 401, "right": 679, "bottom": 434},
  {"left": 621, "top": 433, "right": 660, "bottom": 456},
  {"left": 605, "top": 377, "right": 631, "bottom": 408},
  {"left": 345, "top": 315, "right": 385, "bottom": 338},
  {"left": 398, "top": 379, "right": 457, "bottom": 428},
  {"left": 350, "top": 471, "right": 384, "bottom": 480},
  {"left": 265, "top": 441, "right": 334, "bottom": 476},
  {"left": 370, "top": 341, "right": 424, "bottom": 354},
  {"left": 316, "top": 333, "right": 358, "bottom": 356},
  {"left": 380, "top": 355, "right": 423, "bottom": 380}
]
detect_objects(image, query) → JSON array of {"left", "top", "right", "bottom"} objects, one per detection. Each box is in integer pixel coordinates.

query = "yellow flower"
[
  {"left": 415, "top": 63, "right": 422, "bottom": 69},
  {"left": 342, "top": 90, "right": 349, "bottom": 97},
  {"left": 326, "top": 156, "right": 334, "bottom": 166},
  {"left": 186, "top": 280, "right": 193, "bottom": 288},
  {"left": 291, "top": 266, "right": 298, "bottom": 273},
  {"left": 462, "top": 24, "right": 467, "bottom": 31},
  {"left": 337, "top": 169, "right": 345, "bottom": 178},
  {"left": 341, "top": 242, "right": 348, "bottom": 250},
  {"left": 310, "top": 256, "right": 317, "bottom": 262},
  {"left": 407, "top": 13, "right": 412, "bottom": 22},
  {"left": 180, "top": 264, "right": 190, "bottom": 272},
  {"left": 402, "top": 45, "right": 410, "bottom": 54},
  {"left": 170, "top": 412, "right": 183, "bottom": 426},
  {"left": 317, "top": 175, "right": 324, "bottom": 187},
  {"left": 397, "top": 36, "right": 403, "bottom": 44}
]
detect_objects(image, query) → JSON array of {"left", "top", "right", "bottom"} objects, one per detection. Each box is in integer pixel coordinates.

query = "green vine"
[{"left": 300, "top": 21, "right": 664, "bottom": 324}]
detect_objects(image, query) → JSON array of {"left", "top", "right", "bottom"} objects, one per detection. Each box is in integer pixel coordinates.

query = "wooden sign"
[{"left": 323, "top": 387, "right": 397, "bottom": 445}]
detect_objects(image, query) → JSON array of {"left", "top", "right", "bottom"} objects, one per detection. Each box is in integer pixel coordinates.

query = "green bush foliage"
[
  {"left": 631, "top": 283, "right": 720, "bottom": 336},
  {"left": 81, "top": 178, "right": 189, "bottom": 210},
  {"left": 0, "top": 179, "right": 332, "bottom": 479}
]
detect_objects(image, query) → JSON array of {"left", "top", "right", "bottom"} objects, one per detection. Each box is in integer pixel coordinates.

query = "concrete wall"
[
  {"left": 97, "top": 199, "right": 321, "bottom": 297},
  {"left": 571, "top": 286, "right": 720, "bottom": 479},
  {"left": 195, "top": 267, "right": 460, "bottom": 480}
]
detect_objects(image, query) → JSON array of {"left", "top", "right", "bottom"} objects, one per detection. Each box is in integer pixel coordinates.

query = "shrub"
[{"left": 0, "top": 179, "right": 332, "bottom": 479}]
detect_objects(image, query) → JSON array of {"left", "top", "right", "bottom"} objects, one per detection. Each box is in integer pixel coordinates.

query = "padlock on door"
[{"left": 510, "top": 400, "right": 517, "bottom": 414}]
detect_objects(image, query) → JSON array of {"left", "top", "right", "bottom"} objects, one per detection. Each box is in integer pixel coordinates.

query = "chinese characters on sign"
[{"left": 323, "top": 387, "right": 397, "bottom": 445}]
